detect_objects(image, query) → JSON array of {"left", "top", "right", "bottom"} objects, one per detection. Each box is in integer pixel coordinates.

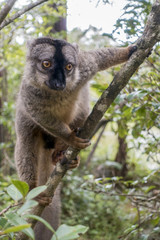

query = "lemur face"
[{"left": 27, "top": 37, "right": 79, "bottom": 91}]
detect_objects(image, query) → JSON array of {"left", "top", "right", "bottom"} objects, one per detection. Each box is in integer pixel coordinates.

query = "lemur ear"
[
  {"left": 26, "top": 39, "right": 36, "bottom": 49},
  {"left": 26, "top": 39, "right": 37, "bottom": 58},
  {"left": 72, "top": 43, "right": 79, "bottom": 53}
]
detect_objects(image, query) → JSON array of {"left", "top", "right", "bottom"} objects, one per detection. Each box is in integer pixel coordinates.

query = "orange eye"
[
  {"left": 42, "top": 60, "right": 51, "bottom": 68},
  {"left": 65, "top": 63, "right": 73, "bottom": 71}
]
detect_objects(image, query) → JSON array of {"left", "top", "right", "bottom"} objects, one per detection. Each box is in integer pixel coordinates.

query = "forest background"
[{"left": 0, "top": 0, "right": 160, "bottom": 239}]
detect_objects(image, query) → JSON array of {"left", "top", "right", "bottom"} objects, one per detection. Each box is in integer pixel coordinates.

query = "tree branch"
[
  {"left": 86, "top": 120, "right": 108, "bottom": 167},
  {"left": 0, "top": 202, "right": 22, "bottom": 216},
  {"left": 0, "top": 0, "right": 17, "bottom": 26},
  {"left": 0, "top": 0, "right": 50, "bottom": 31},
  {"left": 16, "top": 1, "right": 160, "bottom": 239}
]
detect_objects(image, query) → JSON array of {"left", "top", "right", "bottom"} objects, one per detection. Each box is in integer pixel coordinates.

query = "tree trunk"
[
  {"left": 0, "top": 67, "right": 8, "bottom": 166},
  {"left": 48, "top": 2, "right": 67, "bottom": 39},
  {"left": 114, "top": 135, "right": 127, "bottom": 177}
]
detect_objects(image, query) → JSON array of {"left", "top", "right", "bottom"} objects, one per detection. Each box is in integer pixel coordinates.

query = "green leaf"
[
  {"left": 115, "top": 94, "right": 126, "bottom": 104},
  {"left": 123, "top": 107, "right": 132, "bottom": 117},
  {"left": 145, "top": 185, "right": 156, "bottom": 193},
  {"left": 127, "top": 92, "right": 137, "bottom": 101},
  {"left": 6, "top": 213, "right": 34, "bottom": 239},
  {"left": 17, "top": 200, "right": 38, "bottom": 215},
  {"left": 51, "top": 224, "right": 89, "bottom": 240},
  {"left": 118, "top": 126, "right": 128, "bottom": 138},
  {"left": 0, "top": 217, "right": 7, "bottom": 228},
  {"left": 0, "top": 236, "right": 9, "bottom": 239},
  {"left": 105, "top": 161, "right": 122, "bottom": 170},
  {"left": 26, "top": 185, "right": 47, "bottom": 200},
  {"left": 11, "top": 180, "right": 29, "bottom": 198},
  {"left": 127, "top": 90, "right": 147, "bottom": 101},
  {"left": 2, "top": 224, "right": 31, "bottom": 234},
  {"left": 151, "top": 217, "right": 160, "bottom": 226},
  {"left": 6, "top": 184, "right": 23, "bottom": 201},
  {"left": 136, "top": 106, "right": 146, "bottom": 117},
  {"left": 132, "top": 125, "right": 142, "bottom": 138},
  {"left": 124, "top": 224, "right": 138, "bottom": 234}
]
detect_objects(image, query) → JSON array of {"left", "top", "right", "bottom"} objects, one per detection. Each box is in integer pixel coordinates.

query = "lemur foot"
[
  {"left": 67, "top": 156, "right": 80, "bottom": 170},
  {"left": 34, "top": 192, "right": 52, "bottom": 206},
  {"left": 54, "top": 150, "right": 80, "bottom": 170}
]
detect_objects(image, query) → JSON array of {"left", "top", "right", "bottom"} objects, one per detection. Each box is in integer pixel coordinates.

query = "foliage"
[
  {"left": 51, "top": 224, "right": 88, "bottom": 240},
  {"left": 66, "top": 1, "right": 160, "bottom": 239},
  {"left": 61, "top": 172, "right": 130, "bottom": 240},
  {"left": 0, "top": 180, "right": 88, "bottom": 240},
  {"left": 113, "top": 0, "right": 152, "bottom": 42},
  {"left": 62, "top": 167, "right": 160, "bottom": 240},
  {"left": 0, "top": 180, "right": 44, "bottom": 239}
]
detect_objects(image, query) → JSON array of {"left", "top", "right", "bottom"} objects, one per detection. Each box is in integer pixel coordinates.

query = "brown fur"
[{"left": 15, "top": 37, "right": 136, "bottom": 239}]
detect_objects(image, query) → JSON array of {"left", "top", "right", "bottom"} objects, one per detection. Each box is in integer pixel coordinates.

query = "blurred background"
[{"left": 0, "top": 0, "right": 160, "bottom": 239}]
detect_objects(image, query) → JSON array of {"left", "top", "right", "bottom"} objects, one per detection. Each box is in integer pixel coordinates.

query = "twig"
[
  {"left": 90, "top": 118, "right": 111, "bottom": 138},
  {"left": 146, "top": 59, "right": 160, "bottom": 73},
  {"left": 0, "top": 0, "right": 50, "bottom": 30},
  {"left": 86, "top": 120, "right": 108, "bottom": 167},
  {"left": 0, "top": 0, "right": 17, "bottom": 25},
  {"left": 136, "top": 203, "right": 141, "bottom": 239},
  {"left": 0, "top": 202, "right": 22, "bottom": 216},
  {"left": 83, "top": 188, "right": 160, "bottom": 202},
  {"left": 4, "top": 150, "right": 16, "bottom": 169},
  {"left": 118, "top": 215, "right": 151, "bottom": 239}
]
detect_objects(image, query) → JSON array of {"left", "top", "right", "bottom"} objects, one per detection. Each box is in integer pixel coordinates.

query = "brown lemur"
[{"left": 15, "top": 37, "right": 137, "bottom": 238}]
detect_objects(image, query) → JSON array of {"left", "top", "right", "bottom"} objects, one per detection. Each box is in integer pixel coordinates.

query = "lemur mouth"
[{"left": 45, "top": 80, "right": 65, "bottom": 91}]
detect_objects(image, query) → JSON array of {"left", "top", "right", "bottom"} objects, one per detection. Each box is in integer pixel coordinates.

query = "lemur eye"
[
  {"left": 65, "top": 63, "right": 73, "bottom": 71},
  {"left": 42, "top": 60, "right": 51, "bottom": 68}
]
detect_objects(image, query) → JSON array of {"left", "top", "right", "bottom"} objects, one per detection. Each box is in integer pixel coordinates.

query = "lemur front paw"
[
  {"left": 128, "top": 45, "right": 137, "bottom": 57},
  {"left": 66, "top": 130, "right": 91, "bottom": 149}
]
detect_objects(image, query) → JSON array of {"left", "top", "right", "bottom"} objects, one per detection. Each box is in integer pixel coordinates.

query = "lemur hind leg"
[{"left": 34, "top": 133, "right": 61, "bottom": 240}]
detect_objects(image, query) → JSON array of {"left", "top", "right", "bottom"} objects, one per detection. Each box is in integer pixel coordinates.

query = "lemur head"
[{"left": 26, "top": 37, "right": 79, "bottom": 91}]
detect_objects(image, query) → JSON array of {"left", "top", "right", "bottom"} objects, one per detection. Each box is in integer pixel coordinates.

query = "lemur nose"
[{"left": 54, "top": 81, "right": 65, "bottom": 90}]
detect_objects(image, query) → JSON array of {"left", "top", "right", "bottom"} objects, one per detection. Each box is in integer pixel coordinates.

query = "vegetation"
[{"left": 0, "top": 0, "right": 160, "bottom": 239}]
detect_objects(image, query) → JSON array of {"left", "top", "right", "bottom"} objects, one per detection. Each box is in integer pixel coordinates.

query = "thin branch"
[
  {"left": 4, "top": 150, "right": 16, "bottom": 169},
  {"left": 90, "top": 118, "right": 112, "bottom": 138},
  {"left": 136, "top": 203, "right": 141, "bottom": 239},
  {"left": 16, "top": 1, "right": 160, "bottom": 239},
  {"left": 0, "top": 202, "right": 22, "bottom": 216},
  {"left": 118, "top": 215, "right": 152, "bottom": 239},
  {"left": 0, "top": 0, "right": 17, "bottom": 25},
  {"left": 86, "top": 120, "right": 108, "bottom": 167},
  {"left": 146, "top": 59, "right": 160, "bottom": 73},
  {"left": 83, "top": 188, "right": 160, "bottom": 202},
  {"left": 0, "top": 0, "right": 50, "bottom": 30}
]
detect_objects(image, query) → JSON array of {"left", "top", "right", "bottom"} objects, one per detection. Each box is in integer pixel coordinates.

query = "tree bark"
[
  {"left": 114, "top": 135, "right": 128, "bottom": 177},
  {"left": 0, "top": 0, "right": 17, "bottom": 25},
  {"left": 47, "top": 2, "right": 67, "bottom": 39},
  {"left": 16, "top": 1, "right": 160, "bottom": 239},
  {"left": 0, "top": 0, "right": 50, "bottom": 30}
]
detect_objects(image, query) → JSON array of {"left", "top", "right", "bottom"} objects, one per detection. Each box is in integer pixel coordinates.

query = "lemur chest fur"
[{"left": 50, "top": 91, "right": 82, "bottom": 125}]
